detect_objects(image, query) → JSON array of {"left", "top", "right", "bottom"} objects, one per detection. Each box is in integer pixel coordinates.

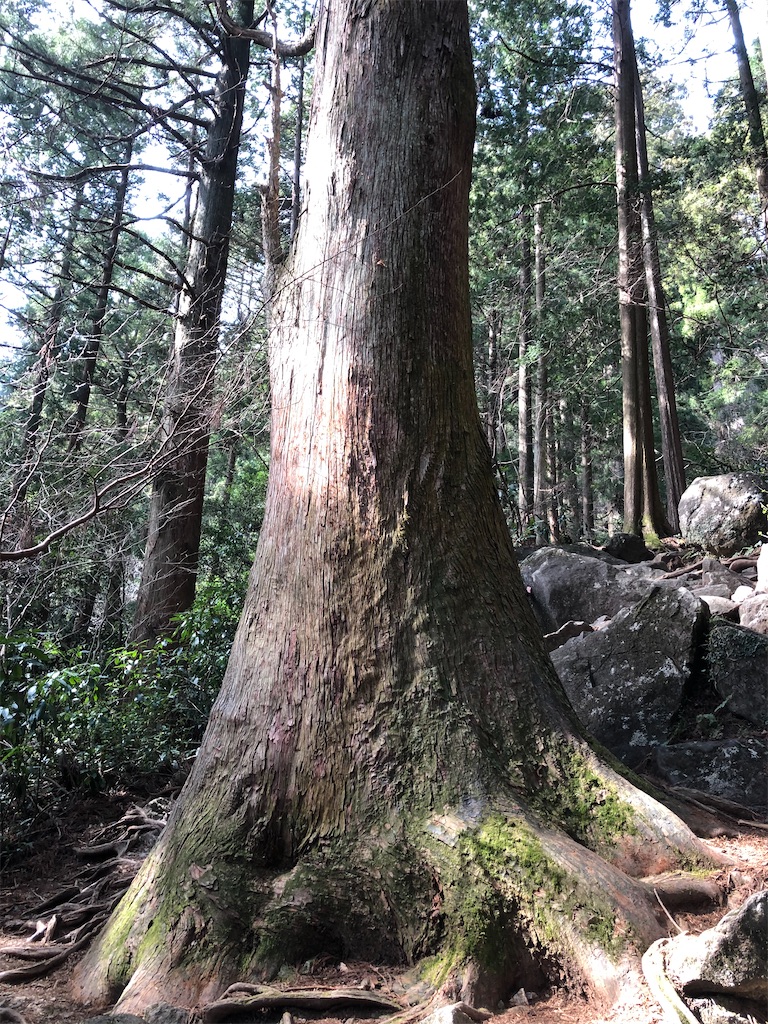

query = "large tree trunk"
[
  {"left": 130, "top": 3, "right": 254, "bottom": 643},
  {"left": 75, "top": 1, "right": 718, "bottom": 1014}
]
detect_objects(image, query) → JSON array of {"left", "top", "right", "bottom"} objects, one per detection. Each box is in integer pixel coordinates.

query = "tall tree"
[
  {"left": 130, "top": 1, "right": 257, "bottom": 643},
  {"left": 131, "top": 1, "right": 314, "bottom": 643},
  {"left": 75, "top": 1, "right": 715, "bottom": 1014},
  {"left": 633, "top": 64, "right": 686, "bottom": 530},
  {"left": 723, "top": 0, "right": 768, "bottom": 219},
  {"left": 612, "top": 0, "right": 671, "bottom": 538}
]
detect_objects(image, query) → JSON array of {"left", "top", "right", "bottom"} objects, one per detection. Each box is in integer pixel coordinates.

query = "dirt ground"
[{"left": 0, "top": 792, "right": 766, "bottom": 1024}]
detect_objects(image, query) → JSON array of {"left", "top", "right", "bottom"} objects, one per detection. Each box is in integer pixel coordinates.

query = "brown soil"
[{"left": 0, "top": 793, "right": 766, "bottom": 1024}]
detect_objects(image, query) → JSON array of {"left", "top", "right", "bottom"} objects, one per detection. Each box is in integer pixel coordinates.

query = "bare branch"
[
  {"left": 29, "top": 163, "right": 201, "bottom": 185},
  {"left": 214, "top": 0, "right": 316, "bottom": 56}
]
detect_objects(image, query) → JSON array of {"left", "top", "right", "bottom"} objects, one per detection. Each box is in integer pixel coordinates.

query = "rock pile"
[{"left": 519, "top": 530, "right": 767, "bottom": 816}]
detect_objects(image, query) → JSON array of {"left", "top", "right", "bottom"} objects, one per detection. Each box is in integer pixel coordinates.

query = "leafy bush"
[{"left": 0, "top": 579, "right": 240, "bottom": 865}]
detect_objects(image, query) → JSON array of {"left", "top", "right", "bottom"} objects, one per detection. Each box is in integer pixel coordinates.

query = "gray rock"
[
  {"left": 739, "top": 593, "right": 768, "bottom": 635},
  {"left": 418, "top": 1005, "right": 480, "bottom": 1024},
  {"left": 700, "top": 559, "right": 751, "bottom": 593},
  {"left": 691, "top": 584, "right": 733, "bottom": 600},
  {"left": 697, "top": 595, "right": 738, "bottom": 619},
  {"left": 602, "top": 532, "right": 655, "bottom": 563},
  {"left": 550, "top": 586, "right": 707, "bottom": 767},
  {"left": 520, "top": 547, "right": 670, "bottom": 633},
  {"left": 708, "top": 621, "right": 768, "bottom": 727},
  {"left": 145, "top": 1006, "right": 192, "bottom": 1024},
  {"left": 665, "top": 891, "right": 768, "bottom": 1002},
  {"left": 87, "top": 1017, "right": 146, "bottom": 1024},
  {"left": 678, "top": 474, "right": 768, "bottom": 557},
  {"left": 543, "top": 620, "right": 593, "bottom": 652},
  {"left": 655, "top": 739, "right": 768, "bottom": 812}
]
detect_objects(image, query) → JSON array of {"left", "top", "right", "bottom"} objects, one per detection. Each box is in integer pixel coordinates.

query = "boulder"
[
  {"left": 738, "top": 593, "right": 768, "bottom": 635},
  {"left": 543, "top": 620, "right": 593, "bottom": 652},
  {"left": 678, "top": 474, "right": 768, "bottom": 557},
  {"left": 697, "top": 595, "right": 738, "bottom": 619},
  {"left": 757, "top": 544, "right": 768, "bottom": 593},
  {"left": 707, "top": 621, "right": 768, "bottom": 727},
  {"left": 654, "top": 739, "right": 768, "bottom": 813},
  {"left": 601, "top": 532, "right": 655, "bottom": 563},
  {"left": 664, "top": 891, "right": 768, "bottom": 1002},
  {"left": 550, "top": 586, "right": 707, "bottom": 767},
  {"left": 520, "top": 548, "right": 670, "bottom": 633}
]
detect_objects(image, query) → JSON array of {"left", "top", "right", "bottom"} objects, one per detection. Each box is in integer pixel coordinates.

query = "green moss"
[
  {"left": 526, "top": 746, "right": 638, "bottom": 852},
  {"left": 437, "top": 816, "right": 627, "bottom": 969}
]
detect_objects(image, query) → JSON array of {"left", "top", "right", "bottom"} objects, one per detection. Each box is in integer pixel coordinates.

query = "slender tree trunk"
[
  {"left": 13, "top": 187, "right": 85, "bottom": 504},
  {"left": 517, "top": 213, "right": 534, "bottom": 528},
  {"left": 532, "top": 203, "right": 554, "bottom": 544},
  {"left": 261, "top": 8, "right": 285, "bottom": 301},
  {"left": 613, "top": 0, "right": 670, "bottom": 538},
  {"left": 485, "top": 308, "right": 501, "bottom": 457},
  {"left": 634, "top": 65, "right": 686, "bottom": 531},
  {"left": 580, "top": 398, "right": 594, "bottom": 540},
  {"left": 545, "top": 402, "right": 559, "bottom": 543},
  {"left": 559, "top": 397, "right": 579, "bottom": 541},
  {"left": 76, "top": 2, "right": 718, "bottom": 1014},
  {"left": 131, "top": 2, "right": 255, "bottom": 644},
  {"left": 68, "top": 141, "right": 133, "bottom": 451},
  {"left": 724, "top": 0, "right": 768, "bottom": 220},
  {"left": 614, "top": 0, "right": 642, "bottom": 536},
  {"left": 290, "top": 41, "right": 306, "bottom": 242},
  {"left": 634, "top": 297, "right": 670, "bottom": 537}
]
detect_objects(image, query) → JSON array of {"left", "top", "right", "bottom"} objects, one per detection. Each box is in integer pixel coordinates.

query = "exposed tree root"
[
  {"left": 641, "top": 938, "right": 699, "bottom": 1024},
  {"left": 640, "top": 873, "right": 723, "bottom": 911},
  {"left": 71, "top": 776, "right": 727, "bottom": 1017},
  {"left": 202, "top": 983, "right": 403, "bottom": 1022},
  {"left": 0, "top": 801, "right": 168, "bottom": 987}
]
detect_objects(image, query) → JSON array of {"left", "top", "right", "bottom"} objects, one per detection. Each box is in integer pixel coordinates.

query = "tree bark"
[
  {"left": 532, "top": 203, "right": 554, "bottom": 544},
  {"left": 130, "top": 2, "right": 255, "bottom": 644},
  {"left": 580, "top": 398, "right": 594, "bottom": 540},
  {"left": 634, "top": 65, "right": 686, "bottom": 531},
  {"left": 724, "top": 0, "right": 768, "bottom": 220},
  {"left": 614, "top": 0, "right": 642, "bottom": 536},
  {"left": 517, "top": 213, "right": 534, "bottom": 528},
  {"left": 75, "top": 2, "right": 719, "bottom": 1014},
  {"left": 613, "top": 0, "right": 670, "bottom": 538},
  {"left": 68, "top": 141, "right": 133, "bottom": 451},
  {"left": 485, "top": 308, "right": 501, "bottom": 458}
]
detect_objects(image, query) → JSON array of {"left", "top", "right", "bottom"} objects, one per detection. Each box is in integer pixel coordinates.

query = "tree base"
[{"left": 71, "top": 773, "right": 723, "bottom": 1017}]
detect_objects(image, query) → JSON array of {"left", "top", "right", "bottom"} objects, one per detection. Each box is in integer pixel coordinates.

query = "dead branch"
[{"left": 214, "top": 0, "right": 316, "bottom": 56}]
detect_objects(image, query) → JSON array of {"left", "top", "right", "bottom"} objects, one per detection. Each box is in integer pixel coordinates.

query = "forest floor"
[{"left": 0, "top": 789, "right": 766, "bottom": 1024}]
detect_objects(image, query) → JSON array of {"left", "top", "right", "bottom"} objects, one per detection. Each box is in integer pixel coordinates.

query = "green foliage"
[{"left": 0, "top": 581, "right": 240, "bottom": 866}]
